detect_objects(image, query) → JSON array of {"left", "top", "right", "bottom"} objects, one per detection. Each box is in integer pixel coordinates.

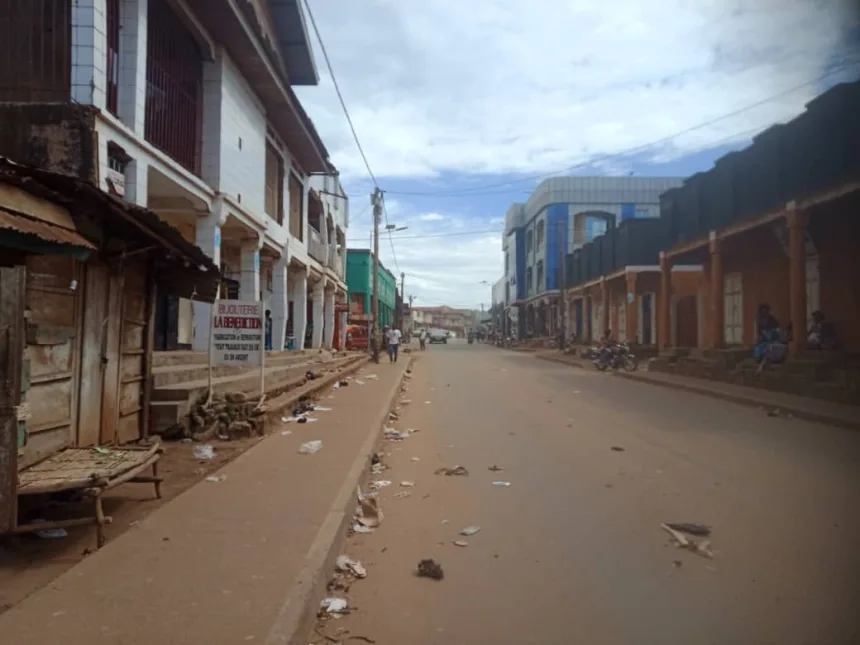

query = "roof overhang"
[
  {"left": 268, "top": 0, "right": 319, "bottom": 85},
  {"left": 187, "top": 0, "right": 330, "bottom": 174}
]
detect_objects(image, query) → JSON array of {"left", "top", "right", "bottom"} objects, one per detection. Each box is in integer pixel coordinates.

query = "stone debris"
[
  {"left": 163, "top": 392, "right": 269, "bottom": 442},
  {"left": 416, "top": 558, "right": 444, "bottom": 580}
]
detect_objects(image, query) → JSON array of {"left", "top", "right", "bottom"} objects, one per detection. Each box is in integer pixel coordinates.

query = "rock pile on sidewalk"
[{"left": 163, "top": 392, "right": 268, "bottom": 441}]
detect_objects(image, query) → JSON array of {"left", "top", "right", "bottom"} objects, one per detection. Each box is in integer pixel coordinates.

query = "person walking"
[
  {"left": 386, "top": 325, "right": 402, "bottom": 363},
  {"left": 418, "top": 328, "right": 427, "bottom": 350}
]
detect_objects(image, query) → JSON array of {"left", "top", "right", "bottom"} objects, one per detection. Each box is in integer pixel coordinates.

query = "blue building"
[{"left": 502, "top": 176, "right": 684, "bottom": 339}]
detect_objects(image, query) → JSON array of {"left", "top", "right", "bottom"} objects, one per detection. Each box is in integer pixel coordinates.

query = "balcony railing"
[{"left": 308, "top": 228, "right": 327, "bottom": 264}]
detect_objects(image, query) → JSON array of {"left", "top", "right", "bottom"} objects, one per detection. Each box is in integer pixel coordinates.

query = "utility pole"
[
  {"left": 370, "top": 188, "right": 382, "bottom": 363},
  {"left": 399, "top": 272, "right": 405, "bottom": 330},
  {"left": 557, "top": 219, "right": 566, "bottom": 350}
]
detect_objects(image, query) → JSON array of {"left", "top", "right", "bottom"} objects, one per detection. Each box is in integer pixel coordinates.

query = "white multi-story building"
[{"left": 0, "top": 0, "right": 348, "bottom": 351}]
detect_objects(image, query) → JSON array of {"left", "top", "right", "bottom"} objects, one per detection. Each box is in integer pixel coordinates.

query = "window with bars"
[
  {"left": 265, "top": 143, "right": 285, "bottom": 225},
  {"left": 145, "top": 0, "right": 203, "bottom": 175}
]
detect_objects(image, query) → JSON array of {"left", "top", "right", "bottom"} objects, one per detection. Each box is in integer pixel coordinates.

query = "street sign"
[{"left": 211, "top": 300, "right": 264, "bottom": 366}]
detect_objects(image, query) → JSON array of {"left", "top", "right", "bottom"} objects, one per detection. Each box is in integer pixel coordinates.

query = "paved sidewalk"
[
  {"left": 0, "top": 359, "right": 411, "bottom": 645},
  {"left": 617, "top": 369, "right": 860, "bottom": 430}
]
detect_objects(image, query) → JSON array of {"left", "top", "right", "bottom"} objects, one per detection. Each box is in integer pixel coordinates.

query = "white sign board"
[{"left": 211, "top": 300, "right": 264, "bottom": 366}]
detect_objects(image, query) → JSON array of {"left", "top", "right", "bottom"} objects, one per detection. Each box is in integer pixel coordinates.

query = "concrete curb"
[
  {"left": 534, "top": 353, "right": 589, "bottom": 369},
  {"left": 615, "top": 371, "right": 860, "bottom": 432},
  {"left": 263, "top": 356, "right": 413, "bottom": 645},
  {"left": 265, "top": 355, "right": 370, "bottom": 421}
]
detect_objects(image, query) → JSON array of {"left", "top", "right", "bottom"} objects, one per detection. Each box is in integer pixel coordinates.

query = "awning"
[{"left": 0, "top": 208, "right": 95, "bottom": 250}]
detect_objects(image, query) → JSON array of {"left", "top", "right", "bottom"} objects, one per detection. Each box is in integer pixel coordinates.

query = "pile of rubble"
[{"left": 164, "top": 392, "right": 268, "bottom": 442}]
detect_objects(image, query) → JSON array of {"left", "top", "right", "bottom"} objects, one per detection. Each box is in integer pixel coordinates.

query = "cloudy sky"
[{"left": 296, "top": 0, "right": 859, "bottom": 309}]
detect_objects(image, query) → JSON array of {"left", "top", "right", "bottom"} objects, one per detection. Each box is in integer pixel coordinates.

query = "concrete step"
[
  {"left": 152, "top": 349, "right": 330, "bottom": 369},
  {"left": 150, "top": 355, "right": 358, "bottom": 403},
  {"left": 151, "top": 353, "right": 322, "bottom": 388}
]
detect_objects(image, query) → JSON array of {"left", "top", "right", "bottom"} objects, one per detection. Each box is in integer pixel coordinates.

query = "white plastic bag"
[{"left": 298, "top": 440, "right": 323, "bottom": 454}]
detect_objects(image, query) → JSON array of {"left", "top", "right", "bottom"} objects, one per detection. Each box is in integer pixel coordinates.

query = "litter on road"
[
  {"left": 416, "top": 559, "right": 444, "bottom": 580},
  {"left": 492, "top": 481, "right": 512, "bottom": 487},
  {"left": 320, "top": 597, "right": 349, "bottom": 614},
  {"left": 35, "top": 526, "right": 68, "bottom": 539},
  {"left": 400, "top": 481, "right": 415, "bottom": 487},
  {"left": 460, "top": 525, "right": 481, "bottom": 536},
  {"left": 394, "top": 491, "right": 412, "bottom": 499},
  {"left": 610, "top": 446, "right": 625, "bottom": 452},
  {"left": 204, "top": 475, "right": 226, "bottom": 482},
  {"left": 665, "top": 522, "right": 712, "bottom": 537},
  {"left": 280, "top": 430, "right": 292, "bottom": 436},
  {"left": 435, "top": 466, "right": 469, "bottom": 476},
  {"left": 488, "top": 465, "right": 504, "bottom": 472},
  {"left": 411, "top": 456, "right": 421, "bottom": 462},
  {"left": 193, "top": 444, "right": 215, "bottom": 460},
  {"left": 298, "top": 440, "right": 323, "bottom": 454},
  {"left": 660, "top": 523, "right": 715, "bottom": 558},
  {"left": 352, "top": 523, "right": 374, "bottom": 534},
  {"left": 370, "top": 480, "right": 392, "bottom": 489},
  {"left": 335, "top": 555, "right": 367, "bottom": 578},
  {"left": 452, "top": 540, "right": 469, "bottom": 547}
]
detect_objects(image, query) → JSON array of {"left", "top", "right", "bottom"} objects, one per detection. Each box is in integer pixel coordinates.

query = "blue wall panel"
[
  {"left": 515, "top": 229, "right": 526, "bottom": 301},
  {"left": 545, "top": 204, "right": 569, "bottom": 290}
]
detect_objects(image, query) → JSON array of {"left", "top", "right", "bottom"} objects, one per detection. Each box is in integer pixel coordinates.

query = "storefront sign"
[{"left": 211, "top": 300, "right": 263, "bottom": 366}]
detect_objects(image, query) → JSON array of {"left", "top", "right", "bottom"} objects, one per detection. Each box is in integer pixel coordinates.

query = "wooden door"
[
  {"left": 676, "top": 295, "right": 699, "bottom": 348},
  {"left": 21, "top": 255, "right": 79, "bottom": 466},
  {"left": 116, "top": 258, "right": 149, "bottom": 444},
  {"left": 0, "top": 266, "right": 25, "bottom": 532}
]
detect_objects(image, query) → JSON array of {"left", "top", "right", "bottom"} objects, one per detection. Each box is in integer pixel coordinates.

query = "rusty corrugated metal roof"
[{"left": 0, "top": 208, "right": 96, "bottom": 249}]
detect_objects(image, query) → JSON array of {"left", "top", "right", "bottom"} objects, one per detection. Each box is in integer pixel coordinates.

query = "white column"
[
  {"left": 338, "top": 292, "right": 348, "bottom": 349},
  {"left": 118, "top": 0, "right": 148, "bottom": 134},
  {"left": 71, "top": 0, "right": 108, "bottom": 108},
  {"left": 323, "top": 287, "right": 335, "bottom": 347},
  {"left": 271, "top": 255, "right": 289, "bottom": 350},
  {"left": 192, "top": 219, "right": 222, "bottom": 352},
  {"left": 291, "top": 268, "right": 308, "bottom": 350},
  {"left": 311, "top": 280, "right": 325, "bottom": 348},
  {"left": 239, "top": 241, "right": 261, "bottom": 302},
  {"left": 124, "top": 158, "right": 148, "bottom": 206}
]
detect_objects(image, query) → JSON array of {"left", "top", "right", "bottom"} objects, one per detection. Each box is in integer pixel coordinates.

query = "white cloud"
[
  {"left": 419, "top": 213, "right": 445, "bottom": 221},
  {"left": 296, "top": 0, "right": 853, "bottom": 180},
  {"left": 347, "top": 207, "right": 501, "bottom": 309}
]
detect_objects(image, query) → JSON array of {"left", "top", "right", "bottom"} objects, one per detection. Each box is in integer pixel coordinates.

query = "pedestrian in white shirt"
[{"left": 386, "top": 326, "right": 402, "bottom": 363}]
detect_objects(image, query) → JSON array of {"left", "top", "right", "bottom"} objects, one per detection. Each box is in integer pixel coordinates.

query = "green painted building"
[{"left": 346, "top": 249, "right": 397, "bottom": 327}]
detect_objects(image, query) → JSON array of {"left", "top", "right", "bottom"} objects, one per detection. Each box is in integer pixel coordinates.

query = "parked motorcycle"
[{"left": 593, "top": 342, "right": 638, "bottom": 372}]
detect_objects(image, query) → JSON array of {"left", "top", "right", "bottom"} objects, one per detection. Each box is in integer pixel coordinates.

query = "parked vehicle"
[
  {"left": 428, "top": 328, "right": 448, "bottom": 344},
  {"left": 594, "top": 342, "right": 638, "bottom": 372}
]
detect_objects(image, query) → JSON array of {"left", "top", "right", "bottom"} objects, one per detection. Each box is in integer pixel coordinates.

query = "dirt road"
[{"left": 319, "top": 343, "right": 860, "bottom": 645}]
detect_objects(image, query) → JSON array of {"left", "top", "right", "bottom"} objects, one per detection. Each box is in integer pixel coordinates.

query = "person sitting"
[
  {"left": 808, "top": 310, "right": 838, "bottom": 350},
  {"left": 754, "top": 304, "right": 781, "bottom": 363}
]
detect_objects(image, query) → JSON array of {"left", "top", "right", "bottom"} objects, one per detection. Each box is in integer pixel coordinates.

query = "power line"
[
  {"left": 301, "top": 0, "right": 379, "bottom": 188},
  {"left": 382, "top": 196, "right": 401, "bottom": 274},
  {"left": 385, "top": 62, "right": 860, "bottom": 198}
]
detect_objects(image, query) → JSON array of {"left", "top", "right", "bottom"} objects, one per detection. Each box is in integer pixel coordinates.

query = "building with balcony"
[
  {"left": 502, "top": 176, "right": 683, "bottom": 339},
  {"left": 0, "top": 0, "right": 348, "bottom": 353},
  {"left": 345, "top": 249, "right": 397, "bottom": 328}
]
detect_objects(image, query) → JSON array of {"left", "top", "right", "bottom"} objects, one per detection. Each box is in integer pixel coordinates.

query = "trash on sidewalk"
[
  {"left": 610, "top": 446, "right": 625, "bottom": 452},
  {"left": 435, "top": 466, "right": 469, "bottom": 476},
  {"left": 205, "top": 475, "right": 227, "bottom": 482},
  {"left": 416, "top": 558, "right": 444, "bottom": 580},
  {"left": 424, "top": 400, "right": 432, "bottom": 404},
  {"left": 660, "top": 523, "right": 715, "bottom": 558},
  {"left": 281, "top": 430, "right": 292, "bottom": 436},
  {"left": 400, "top": 481, "right": 415, "bottom": 487},
  {"left": 452, "top": 540, "right": 469, "bottom": 547},
  {"left": 665, "top": 522, "right": 712, "bottom": 537},
  {"left": 492, "top": 481, "right": 511, "bottom": 487},
  {"left": 193, "top": 444, "right": 215, "bottom": 460},
  {"left": 488, "top": 465, "right": 504, "bottom": 472},
  {"left": 298, "top": 440, "right": 323, "bottom": 454},
  {"left": 320, "top": 597, "right": 349, "bottom": 614},
  {"left": 355, "top": 379, "right": 366, "bottom": 386},
  {"left": 365, "top": 374, "right": 379, "bottom": 380},
  {"left": 370, "top": 480, "right": 392, "bottom": 489},
  {"left": 400, "top": 399, "right": 412, "bottom": 405},
  {"left": 293, "top": 400, "right": 315, "bottom": 416},
  {"left": 394, "top": 491, "right": 412, "bottom": 499},
  {"left": 371, "top": 462, "right": 385, "bottom": 475},
  {"left": 352, "top": 523, "right": 374, "bottom": 534},
  {"left": 336, "top": 555, "right": 367, "bottom": 578},
  {"left": 460, "top": 525, "right": 481, "bottom": 536},
  {"left": 282, "top": 415, "right": 318, "bottom": 423},
  {"left": 411, "top": 456, "right": 420, "bottom": 462},
  {"left": 383, "top": 427, "right": 410, "bottom": 441},
  {"left": 35, "top": 525, "right": 68, "bottom": 539},
  {"left": 313, "top": 406, "right": 333, "bottom": 412},
  {"left": 356, "top": 488, "right": 383, "bottom": 529},
  {"left": 389, "top": 411, "right": 399, "bottom": 421}
]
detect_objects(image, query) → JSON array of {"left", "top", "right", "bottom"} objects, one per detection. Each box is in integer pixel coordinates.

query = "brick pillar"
[
  {"left": 625, "top": 272, "right": 637, "bottom": 344},
  {"left": 787, "top": 206, "right": 808, "bottom": 356},
  {"left": 291, "top": 268, "right": 308, "bottom": 350},
  {"left": 311, "top": 281, "right": 325, "bottom": 348},
  {"left": 239, "top": 241, "right": 261, "bottom": 302},
  {"left": 600, "top": 278, "right": 609, "bottom": 337},
  {"left": 271, "top": 255, "right": 289, "bottom": 350},
  {"left": 323, "top": 287, "right": 335, "bottom": 347},
  {"left": 192, "top": 218, "right": 222, "bottom": 352},
  {"left": 659, "top": 252, "right": 672, "bottom": 350},
  {"left": 709, "top": 233, "right": 724, "bottom": 349}
]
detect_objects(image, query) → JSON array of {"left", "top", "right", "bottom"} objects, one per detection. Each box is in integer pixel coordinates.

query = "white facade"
[{"left": 67, "top": 0, "right": 347, "bottom": 352}]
